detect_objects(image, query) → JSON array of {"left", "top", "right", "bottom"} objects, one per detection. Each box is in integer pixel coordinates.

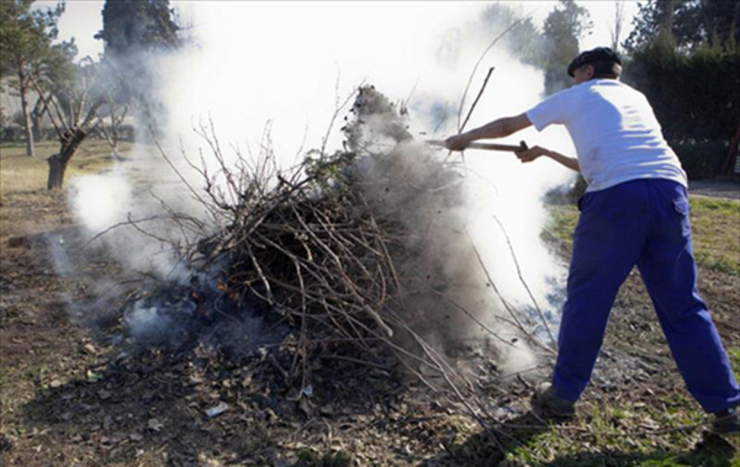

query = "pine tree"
[
  {"left": 94, "top": 0, "right": 180, "bottom": 135},
  {"left": 624, "top": 0, "right": 740, "bottom": 52},
  {"left": 541, "top": 0, "right": 593, "bottom": 94}
]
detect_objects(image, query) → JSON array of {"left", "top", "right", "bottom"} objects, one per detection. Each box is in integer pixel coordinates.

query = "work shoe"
[
  {"left": 712, "top": 407, "right": 740, "bottom": 437},
  {"left": 532, "top": 383, "right": 576, "bottom": 419}
]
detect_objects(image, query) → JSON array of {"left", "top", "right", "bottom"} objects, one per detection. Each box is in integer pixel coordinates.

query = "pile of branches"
[
  {"left": 177, "top": 88, "right": 451, "bottom": 385},
  {"left": 161, "top": 87, "right": 550, "bottom": 399},
  {"left": 203, "top": 153, "right": 403, "bottom": 360},
  {"left": 137, "top": 85, "right": 560, "bottom": 451}
]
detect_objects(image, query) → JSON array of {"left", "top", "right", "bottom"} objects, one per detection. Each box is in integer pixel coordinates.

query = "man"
[{"left": 445, "top": 47, "right": 739, "bottom": 435}]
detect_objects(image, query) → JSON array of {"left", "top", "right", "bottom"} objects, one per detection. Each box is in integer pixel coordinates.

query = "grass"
[
  {"left": 545, "top": 204, "right": 579, "bottom": 248},
  {"left": 0, "top": 140, "right": 128, "bottom": 240},
  {"left": 545, "top": 196, "right": 740, "bottom": 276},
  {"left": 729, "top": 348, "right": 740, "bottom": 378},
  {"left": 690, "top": 197, "right": 740, "bottom": 276},
  {"left": 499, "top": 398, "right": 736, "bottom": 467},
  {"left": 0, "top": 361, "right": 48, "bottom": 428},
  {"left": 0, "top": 140, "right": 128, "bottom": 195}
]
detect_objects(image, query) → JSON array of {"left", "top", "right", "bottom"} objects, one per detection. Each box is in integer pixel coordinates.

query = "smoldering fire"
[{"left": 59, "top": 4, "right": 575, "bottom": 381}]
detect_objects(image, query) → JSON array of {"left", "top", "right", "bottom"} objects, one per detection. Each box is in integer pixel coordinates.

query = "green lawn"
[
  {"left": 0, "top": 140, "right": 129, "bottom": 195},
  {"left": 690, "top": 197, "right": 740, "bottom": 276},
  {"left": 0, "top": 140, "right": 130, "bottom": 240},
  {"left": 545, "top": 196, "right": 740, "bottom": 276}
]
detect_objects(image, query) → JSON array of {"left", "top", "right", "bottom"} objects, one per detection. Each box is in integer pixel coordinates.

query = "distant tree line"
[
  {"left": 480, "top": 0, "right": 739, "bottom": 179},
  {"left": 623, "top": 0, "right": 740, "bottom": 178},
  {"left": 2, "top": 1, "right": 737, "bottom": 184}
]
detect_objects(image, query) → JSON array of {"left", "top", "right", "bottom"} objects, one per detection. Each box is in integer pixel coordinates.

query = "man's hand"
[
  {"left": 516, "top": 145, "right": 549, "bottom": 163},
  {"left": 444, "top": 133, "right": 473, "bottom": 151},
  {"left": 516, "top": 145, "right": 581, "bottom": 172}
]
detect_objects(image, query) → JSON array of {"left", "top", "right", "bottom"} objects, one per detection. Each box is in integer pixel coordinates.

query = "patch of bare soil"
[{"left": 1, "top": 192, "right": 738, "bottom": 466}]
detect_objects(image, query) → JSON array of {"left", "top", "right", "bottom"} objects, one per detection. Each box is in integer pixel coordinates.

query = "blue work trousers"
[{"left": 553, "top": 179, "right": 740, "bottom": 413}]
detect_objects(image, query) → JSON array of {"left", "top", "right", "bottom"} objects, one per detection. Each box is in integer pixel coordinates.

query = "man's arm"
[
  {"left": 517, "top": 145, "right": 580, "bottom": 173},
  {"left": 445, "top": 113, "right": 532, "bottom": 150}
]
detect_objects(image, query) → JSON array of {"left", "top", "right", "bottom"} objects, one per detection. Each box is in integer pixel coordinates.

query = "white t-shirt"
[{"left": 526, "top": 79, "right": 687, "bottom": 193}]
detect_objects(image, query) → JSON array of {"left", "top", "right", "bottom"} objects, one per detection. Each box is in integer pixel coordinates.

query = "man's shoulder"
[
  {"left": 591, "top": 79, "right": 640, "bottom": 95},
  {"left": 548, "top": 80, "right": 601, "bottom": 100}
]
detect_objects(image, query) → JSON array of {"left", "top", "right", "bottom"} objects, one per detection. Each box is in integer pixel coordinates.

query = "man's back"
[{"left": 526, "top": 79, "right": 687, "bottom": 192}]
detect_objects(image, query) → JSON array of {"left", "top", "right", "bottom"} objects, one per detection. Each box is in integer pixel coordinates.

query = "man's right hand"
[{"left": 444, "top": 133, "right": 472, "bottom": 151}]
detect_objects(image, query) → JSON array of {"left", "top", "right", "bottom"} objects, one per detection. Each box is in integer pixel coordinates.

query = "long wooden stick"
[{"left": 427, "top": 139, "right": 528, "bottom": 153}]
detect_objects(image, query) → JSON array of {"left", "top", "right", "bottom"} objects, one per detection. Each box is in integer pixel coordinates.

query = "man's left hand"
[{"left": 516, "top": 145, "right": 549, "bottom": 163}]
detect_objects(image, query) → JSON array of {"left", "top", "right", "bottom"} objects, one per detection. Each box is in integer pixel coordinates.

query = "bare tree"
[
  {"left": 610, "top": 1, "right": 626, "bottom": 52},
  {"left": 30, "top": 59, "right": 105, "bottom": 190},
  {"left": 92, "top": 61, "right": 129, "bottom": 160},
  {"left": 30, "top": 93, "right": 49, "bottom": 141}
]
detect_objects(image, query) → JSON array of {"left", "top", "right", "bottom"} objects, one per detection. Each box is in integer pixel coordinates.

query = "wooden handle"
[{"left": 426, "top": 139, "right": 530, "bottom": 153}]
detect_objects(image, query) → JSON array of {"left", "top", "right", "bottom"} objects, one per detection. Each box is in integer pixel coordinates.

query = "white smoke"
[
  {"left": 125, "top": 302, "right": 173, "bottom": 340},
  {"left": 69, "top": 171, "right": 133, "bottom": 232},
  {"left": 67, "top": 3, "right": 580, "bottom": 368}
]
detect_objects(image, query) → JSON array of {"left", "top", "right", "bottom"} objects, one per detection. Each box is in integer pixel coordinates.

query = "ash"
[{"left": 120, "top": 278, "right": 290, "bottom": 359}]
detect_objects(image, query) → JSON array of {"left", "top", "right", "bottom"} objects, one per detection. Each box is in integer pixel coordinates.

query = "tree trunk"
[
  {"left": 18, "top": 66, "right": 35, "bottom": 157},
  {"left": 47, "top": 153, "right": 65, "bottom": 190},
  {"left": 47, "top": 128, "right": 88, "bottom": 190},
  {"left": 663, "top": 0, "right": 676, "bottom": 37},
  {"left": 31, "top": 95, "right": 46, "bottom": 141}
]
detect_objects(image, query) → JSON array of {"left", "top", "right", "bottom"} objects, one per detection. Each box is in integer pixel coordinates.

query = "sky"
[{"left": 43, "top": 1, "right": 641, "bottom": 61}]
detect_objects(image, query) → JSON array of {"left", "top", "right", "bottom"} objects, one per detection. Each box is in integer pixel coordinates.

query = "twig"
[
  {"left": 456, "top": 15, "right": 532, "bottom": 132},
  {"left": 492, "top": 214, "right": 557, "bottom": 348},
  {"left": 467, "top": 231, "right": 555, "bottom": 356},
  {"left": 459, "top": 66, "right": 495, "bottom": 133}
]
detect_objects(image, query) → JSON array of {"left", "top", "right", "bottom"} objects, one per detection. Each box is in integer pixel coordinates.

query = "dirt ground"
[{"left": 1, "top": 146, "right": 739, "bottom": 466}]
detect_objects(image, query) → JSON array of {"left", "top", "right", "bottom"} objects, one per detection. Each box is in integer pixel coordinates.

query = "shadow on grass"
[
  {"left": 537, "top": 431, "right": 736, "bottom": 467},
  {"left": 423, "top": 410, "right": 736, "bottom": 467}
]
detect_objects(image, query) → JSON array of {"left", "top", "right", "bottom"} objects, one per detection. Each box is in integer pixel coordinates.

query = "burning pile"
[{"left": 140, "top": 86, "right": 551, "bottom": 394}]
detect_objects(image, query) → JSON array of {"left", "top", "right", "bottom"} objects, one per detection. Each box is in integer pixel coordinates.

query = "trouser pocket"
[{"left": 672, "top": 196, "right": 692, "bottom": 237}]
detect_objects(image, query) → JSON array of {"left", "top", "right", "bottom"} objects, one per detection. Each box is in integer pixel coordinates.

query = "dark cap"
[{"left": 567, "top": 47, "right": 622, "bottom": 77}]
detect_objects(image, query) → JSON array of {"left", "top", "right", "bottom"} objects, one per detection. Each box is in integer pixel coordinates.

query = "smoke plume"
[{"left": 63, "top": 3, "right": 577, "bottom": 370}]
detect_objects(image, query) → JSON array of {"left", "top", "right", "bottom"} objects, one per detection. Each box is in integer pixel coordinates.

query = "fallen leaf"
[
  {"left": 147, "top": 418, "right": 164, "bottom": 432},
  {"left": 298, "top": 398, "right": 313, "bottom": 417}
]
